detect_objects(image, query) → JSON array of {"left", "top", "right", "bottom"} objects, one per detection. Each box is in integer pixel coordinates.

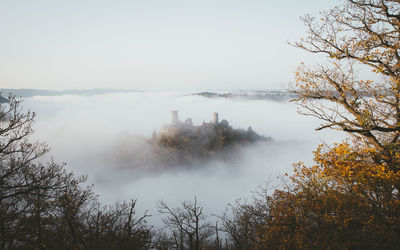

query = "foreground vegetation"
[{"left": 1, "top": 0, "right": 400, "bottom": 249}]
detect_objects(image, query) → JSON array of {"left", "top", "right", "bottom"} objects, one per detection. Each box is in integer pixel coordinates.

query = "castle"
[
  {"left": 151, "top": 110, "right": 270, "bottom": 154},
  {"left": 171, "top": 111, "right": 221, "bottom": 128},
  {"left": 151, "top": 111, "right": 227, "bottom": 143}
]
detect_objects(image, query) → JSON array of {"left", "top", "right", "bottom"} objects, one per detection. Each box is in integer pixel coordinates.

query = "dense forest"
[{"left": 1, "top": 0, "right": 400, "bottom": 249}]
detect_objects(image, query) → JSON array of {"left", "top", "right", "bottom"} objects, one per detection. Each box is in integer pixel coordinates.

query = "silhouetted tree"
[
  {"left": 157, "top": 197, "right": 214, "bottom": 250},
  {"left": 0, "top": 96, "right": 153, "bottom": 249}
]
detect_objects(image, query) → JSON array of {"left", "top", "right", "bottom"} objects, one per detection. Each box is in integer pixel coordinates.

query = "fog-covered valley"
[{"left": 17, "top": 90, "right": 340, "bottom": 225}]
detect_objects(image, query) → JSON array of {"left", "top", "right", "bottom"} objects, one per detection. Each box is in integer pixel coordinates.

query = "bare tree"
[
  {"left": 0, "top": 95, "right": 51, "bottom": 249},
  {"left": 0, "top": 96, "right": 153, "bottom": 249},
  {"left": 0, "top": 96, "right": 49, "bottom": 202},
  {"left": 157, "top": 197, "right": 214, "bottom": 250},
  {"left": 83, "top": 199, "right": 152, "bottom": 250},
  {"left": 220, "top": 191, "right": 272, "bottom": 250}
]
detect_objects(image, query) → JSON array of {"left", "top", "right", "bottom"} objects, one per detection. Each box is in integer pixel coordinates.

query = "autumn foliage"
[
  {"left": 251, "top": 142, "right": 400, "bottom": 249},
  {"left": 2, "top": 0, "right": 400, "bottom": 249},
  {"left": 246, "top": 0, "right": 400, "bottom": 248},
  {"left": 291, "top": 0, "right": 400, "bottom": 161},
  {"left": 221, "top": 1, "right": 400, "bottom": 248}
]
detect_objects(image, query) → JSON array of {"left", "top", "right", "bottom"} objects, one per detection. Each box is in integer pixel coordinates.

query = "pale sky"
[{"left": 0, "top": 0, "right": 335, "bottom": 90}]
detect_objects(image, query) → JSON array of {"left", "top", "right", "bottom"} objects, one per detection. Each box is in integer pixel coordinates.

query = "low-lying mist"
[{"left": 23, "top": 91, "right": 341, "bottom": 224}]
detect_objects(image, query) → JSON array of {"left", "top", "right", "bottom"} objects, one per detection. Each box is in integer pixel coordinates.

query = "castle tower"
[
  {"left": 152, "top": 130, "right": 157, "bottom": 142},
  {"left": 212, "top": 112, "right": 219, "bottom": 124},
  {"left": 172, "top": 111, "right": 179, "bottom": 124}
]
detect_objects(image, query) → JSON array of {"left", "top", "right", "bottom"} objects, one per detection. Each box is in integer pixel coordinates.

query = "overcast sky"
[{"left": 0, "top": 0, "right": 335, "bottom": 90}]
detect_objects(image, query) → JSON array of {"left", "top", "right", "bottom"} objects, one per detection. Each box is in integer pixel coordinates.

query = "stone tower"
[
  {"left": 212, "top": 112, "right": 219, "bottom": 124},
  {"left": 172, "top": 111, "right": 179, "bottom": 124}
]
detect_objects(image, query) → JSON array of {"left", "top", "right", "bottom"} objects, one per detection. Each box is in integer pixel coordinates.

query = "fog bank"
[{"left": 23, "top": 91, "right": 341, "bottom": 223}]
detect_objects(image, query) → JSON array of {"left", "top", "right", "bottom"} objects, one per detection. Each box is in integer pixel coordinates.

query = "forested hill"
[
  {"left": 149, "top": 118, "right": 272, "bottom": 166},
  {"left": 191, "top": 90, "right": 296, "bottom": 102}
]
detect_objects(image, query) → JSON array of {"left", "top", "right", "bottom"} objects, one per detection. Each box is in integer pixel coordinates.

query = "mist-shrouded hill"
[
  {"left": 147, "top": 111, "right": 272, "bottom": 168},
  {"left": 109, "top": 111, "right": 272, "bottom": 172}
]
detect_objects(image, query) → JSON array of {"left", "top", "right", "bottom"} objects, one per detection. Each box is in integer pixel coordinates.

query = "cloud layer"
[{"left": 23, "top": 91, "right": 342, "bottom": 224}]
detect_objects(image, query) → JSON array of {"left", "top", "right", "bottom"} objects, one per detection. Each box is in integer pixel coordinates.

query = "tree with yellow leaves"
[
  {"left": 291, "top": 0, "right": 400, "bottom": 168},
  {"left": 221, "top": 1, "right": 400, "bottom": 248},
  {"left": 247, "top": 141, "right": 400, "bottom": 249},
  {"left": 260, "top": 0, "right": 400, "bottom": 247},
  {"left": 223, "top": 142, "right": 400, "bottom": 248}
]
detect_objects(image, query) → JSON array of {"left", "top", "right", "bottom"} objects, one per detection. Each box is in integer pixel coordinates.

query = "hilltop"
[{"left": 147, "top": 111, "right": 271, "bottom": 167}]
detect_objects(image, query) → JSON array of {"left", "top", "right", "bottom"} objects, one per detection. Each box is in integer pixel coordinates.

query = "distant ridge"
[
  {"left": 0, "top": 88, "right": 140, "bottom": 98},
  {"left": 0, "top": 96, "right": 9, "bottom": 103},
  {"left": 190, "top": 90, "right": 296, "bottom": 102}
]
